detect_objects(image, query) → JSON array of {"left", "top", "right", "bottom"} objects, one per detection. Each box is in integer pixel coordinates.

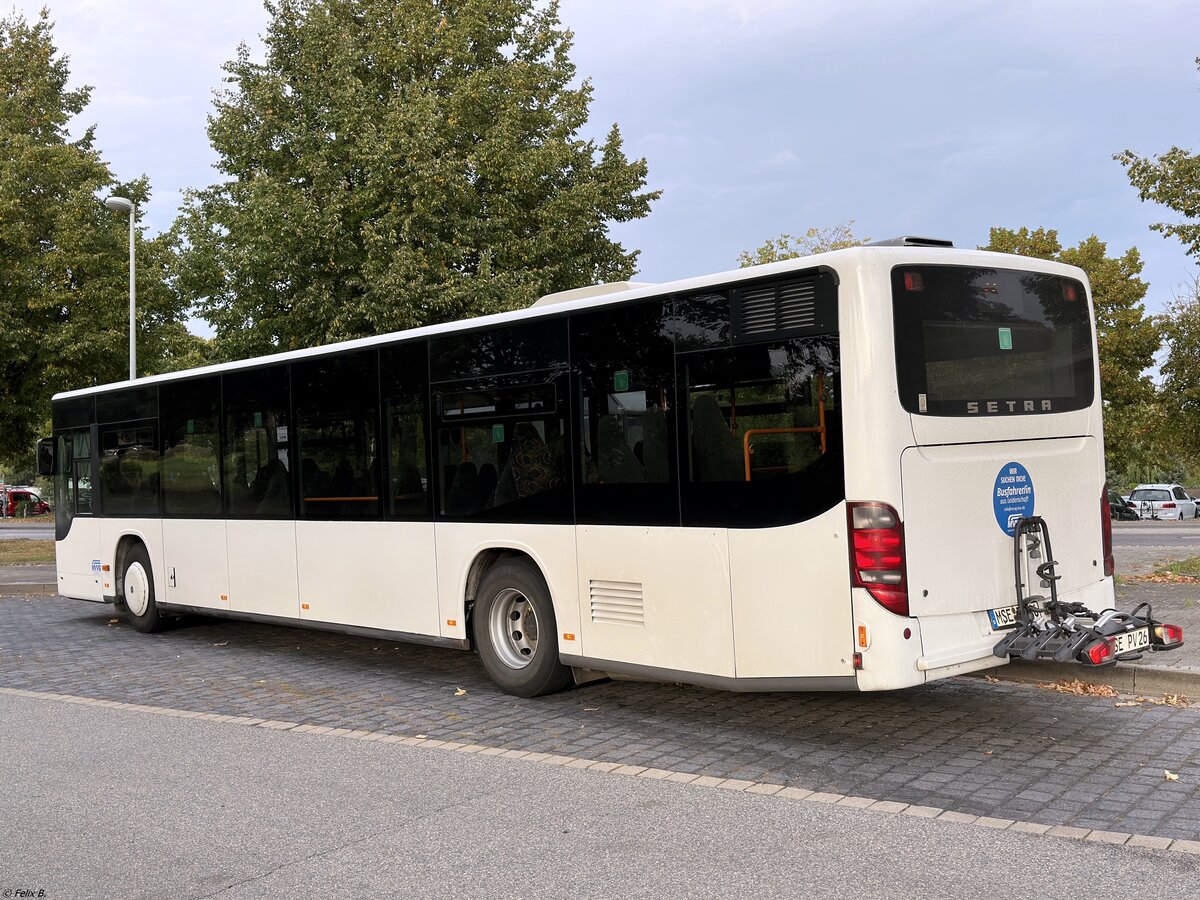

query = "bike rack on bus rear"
[{"left": 992, "top": 516, "right": 1184, "bottom": 667}]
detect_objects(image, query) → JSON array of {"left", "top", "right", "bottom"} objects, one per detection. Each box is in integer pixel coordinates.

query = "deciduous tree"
[
  {"left": 737, "top": 221, "right": 864, "bottom": 267},
  {"left": 982, "top": 227, "right": 1165, "bottom": 480},
  {"left": 1115, "top": 58, "right": 1200, "bottom": 260},
  {"left": 0, "top": 10, "right": 194, "bottom": 460},
  {"left": 173, "top": 0, "right": 660, "bottom": 360}
]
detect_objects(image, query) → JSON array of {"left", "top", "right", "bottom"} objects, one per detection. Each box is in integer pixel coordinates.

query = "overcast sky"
[{"left": 23, "top": 0, "right": 1200, "bottom": 333}]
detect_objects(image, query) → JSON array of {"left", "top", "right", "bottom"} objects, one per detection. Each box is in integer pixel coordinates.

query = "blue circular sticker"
[{"left": 994, "top": 462, "right": 1035, "bottom": 536}]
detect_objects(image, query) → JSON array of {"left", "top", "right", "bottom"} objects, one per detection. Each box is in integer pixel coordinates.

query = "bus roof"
[{"left": 53, "top": 244, "right": 1087, "bottom": 401}]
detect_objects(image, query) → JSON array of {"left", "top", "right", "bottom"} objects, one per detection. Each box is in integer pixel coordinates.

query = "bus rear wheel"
[
  {"left": 473, "top": 560, "right": 572, "bottom": 698},
  {"left": 120, "top": 544, "right": 165, "bottom": 634}
]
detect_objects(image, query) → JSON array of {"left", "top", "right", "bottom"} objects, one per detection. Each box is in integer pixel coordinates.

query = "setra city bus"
[{"left": 38, "top": 237, "right": 1183, "bottom": 696}]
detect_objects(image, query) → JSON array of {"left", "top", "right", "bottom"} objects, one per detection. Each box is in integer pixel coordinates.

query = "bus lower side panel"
[
  {"left": 559, "top": 654, "right": 858, "bottom": 693},
  {"left": 155, "top": 601, "right": 470, "bottom": 650}
]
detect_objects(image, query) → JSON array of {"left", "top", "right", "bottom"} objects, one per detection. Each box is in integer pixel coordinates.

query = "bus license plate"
[
  {"left": 988, "top": 606, "right": 1018, "bottom": 630},
  {"left": 1112, "top": 627, "right": 1150, "bottom": 655}
]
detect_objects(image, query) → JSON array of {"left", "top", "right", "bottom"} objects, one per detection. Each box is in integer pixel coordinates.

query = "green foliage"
[
  {"left": 173, "top": 0, "right": 660, "bottom": 360},
  {"left": 1159, "top": 278, "right": 1200, "bottom": 465},
  {"left": 1115, "top": 58, "right": 1200, "bottom": 259},
  {"left": 982, "top": 227, "right": 1168, "bottom": 480},
  {"left": 738, "top": 222, "right": 864, "bottom": 267},
  {"left": 0, "top": 10, "right": 194, "bottom": 460}
]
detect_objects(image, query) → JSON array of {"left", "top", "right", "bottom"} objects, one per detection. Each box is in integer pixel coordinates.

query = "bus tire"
[
  {"left": 120, "top": 544, "right": 165, "bottom": 634},
  {"left": 473, "top": 560, "right": 572, "bottom": 698}
]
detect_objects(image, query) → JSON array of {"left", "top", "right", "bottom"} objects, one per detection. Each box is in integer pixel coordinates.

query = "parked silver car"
[{"left": 1128, "top": 483, "right": 1198, "bottom": 520}]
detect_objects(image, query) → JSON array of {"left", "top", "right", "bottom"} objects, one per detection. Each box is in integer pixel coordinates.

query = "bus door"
[{"left": 54, "top": 427, "right": 103, "bottom": 601}]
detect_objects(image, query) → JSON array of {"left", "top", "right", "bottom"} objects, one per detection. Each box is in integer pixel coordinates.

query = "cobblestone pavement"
[{"left": 3, "top": 594, "right": 1200, "bottom": 842}]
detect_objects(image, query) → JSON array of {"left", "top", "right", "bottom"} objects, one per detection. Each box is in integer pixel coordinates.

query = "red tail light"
[
  {"left": 1083, "top": 638, "right": 1113, "bottom": 666},
  {"left": 1154, "top": 624, "right": 1184, "bottom": 647},
  {"left": 1163, "top": 502, "right": 1177, "bottom": 509},
  {"left": 1101, "top": 485, "right": 1115, "bottom": 577},
  {"left": 848, "top": 502, "right": 909, "bottom": 616}
]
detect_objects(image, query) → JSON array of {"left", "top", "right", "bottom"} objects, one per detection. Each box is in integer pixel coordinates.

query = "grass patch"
[
  {"left": 0, "top": 516, "right": 52, "bottom": 527},
  {"left": 1158, "top": 557, "right": 1200, "bottom": 578},
  {"left": 0, "top": 540, "right": 55, "bottom": 565}
]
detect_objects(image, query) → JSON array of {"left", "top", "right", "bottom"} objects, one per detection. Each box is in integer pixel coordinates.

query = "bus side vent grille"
[
  {"left": 735, "top": 277, "right": 819, "bottom": 337},
  {"left": 589, "top": 580, "right": 645, "bottom": 627}
]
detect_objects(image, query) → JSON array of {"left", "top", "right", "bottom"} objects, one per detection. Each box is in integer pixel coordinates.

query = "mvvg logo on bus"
[{"left": 993, "top": 462, "right": 1035, "bottom": 536}]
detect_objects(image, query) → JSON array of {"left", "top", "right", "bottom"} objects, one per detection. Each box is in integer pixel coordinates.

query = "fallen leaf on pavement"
[
  {"left": 1037, "top": 678, "right": 1118, "bottom": 698},
  {"left": 1165, "top": 770, "right": 1180, "bottom": 782},
  {"left": 454, "top": 687, "right": 466, "bottom": 696}
]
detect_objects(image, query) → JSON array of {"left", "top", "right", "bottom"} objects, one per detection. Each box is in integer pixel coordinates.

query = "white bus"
[{"left": 39, "top": 238, "right": 1182, "bottom": 696}]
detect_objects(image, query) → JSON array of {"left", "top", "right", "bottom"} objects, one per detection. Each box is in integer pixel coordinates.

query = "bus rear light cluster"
[
  {"left": 1100, "top": 484, "right": 1115, "bottom": 577},
  {"left": 848, "top": 502, "right": 909, "bottom": 617}
]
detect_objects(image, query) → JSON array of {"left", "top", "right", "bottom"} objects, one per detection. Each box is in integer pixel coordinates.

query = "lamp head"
[{"left": 104, "top": 196, "right": 134, "bottom": 214}]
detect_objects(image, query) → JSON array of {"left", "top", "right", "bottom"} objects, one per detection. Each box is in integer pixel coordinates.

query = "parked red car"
[{"left": 3, "top": 489, "right": 52, "bottom": 517}]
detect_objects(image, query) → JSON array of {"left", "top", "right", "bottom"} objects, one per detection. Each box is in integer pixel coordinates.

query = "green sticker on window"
[
  {"left": 613, "top": 370, "right": 630, "bottom": 392},
  {"left": 253, "top": 411, "right": 263, "bottom": 427},
  {"left": 998, "top": 327, "right": 1013, "bottom": 350},
  {"left": 186, "top": 419, "right": 195, "bottom": 434},
  {"left": 492, "top": 423, "right": 505, "bottom": 443}
]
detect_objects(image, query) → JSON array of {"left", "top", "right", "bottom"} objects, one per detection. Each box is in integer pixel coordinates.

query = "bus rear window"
[{"left": 892, "top": 265, "right": 1094, "bottom": 416}]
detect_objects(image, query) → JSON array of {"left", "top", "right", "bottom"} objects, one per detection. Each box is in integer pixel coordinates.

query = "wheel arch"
[
  {"left": 112, "top": 530, "right": 151, "bottom": 599},
  {"left": 461, "top": 546, "right": 550, "bottom": 644}
]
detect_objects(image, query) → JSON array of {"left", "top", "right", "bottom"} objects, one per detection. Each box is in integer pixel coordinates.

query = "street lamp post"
[{"left": 104, "top": 196, "right": 136, "bottom": 380}]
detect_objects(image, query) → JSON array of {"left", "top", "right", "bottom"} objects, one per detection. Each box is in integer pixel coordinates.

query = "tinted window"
[
  {"left": 223, "top": 366, "right": 293, "bottom": 518},
  {"left": 294, "top": 352, "right": 381, "bottom": 519},
  {"left": 431, "top": 319, "right": 567, "bottom": 382},
  {"left": 99, "top": 421, "right": 159, "bottom": 516},
  {"left": 381, "top": 342, "right": 432, "bottom": 519},
  {"left": 893, "top": 266, "right": 1093, "bottom": 416},
  {"left": 53, "top": 396, "right": 93, "bottom": 430},
  {"left": 670, "top": 291, "right": 732, "bottom": 352},
  {"left": 161, "top": 377, "right": 222, "bottom": 517},
  {"left": 572, "top": 301, "right": 678, "bottom": 526},
  {"left": 96, "top": 385, "right": 157, "bottom": 424},
  {"left": 679, "top": 337, "right": 844, "bottom": 527},
  {"left": 432, "top": 321, "right": 571, "bottom": 523}
]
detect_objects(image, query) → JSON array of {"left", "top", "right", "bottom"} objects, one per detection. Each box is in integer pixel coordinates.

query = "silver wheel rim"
[
  {"left": 488, "top": 587, "right": 538, "bottom": 669},
  {"left": 124, "top": 561, "right": 150, "bottom": 617}
]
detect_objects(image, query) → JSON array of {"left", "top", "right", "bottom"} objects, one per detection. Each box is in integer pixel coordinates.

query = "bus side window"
[
  {"left": 678, "top": 336, "right": 844, "bottom": 528},
  {"left": 572, "top": 300, "right": 679, "bottom": 526},
  {"left": 223, "top": 365, "right": 292, "bottom": 518},
  {"left": 161, "top": 376, "right": 222, "bottom": 518},
  {"left": 430, "top": 319, "right": 571, "bottom": 524},
  {"left": 98, "top": 423, "right": 159, "bottom": 517},
  {"left": 381, "top": 342, "right": 432, "bottom": 520},
  {"left": 293, "top": 351, "right": 381, "bottom": 520}
]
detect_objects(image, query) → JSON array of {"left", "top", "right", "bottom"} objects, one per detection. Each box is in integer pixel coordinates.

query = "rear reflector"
[{"left": 848, "top": 502, "right": 909, "bottom": 617}]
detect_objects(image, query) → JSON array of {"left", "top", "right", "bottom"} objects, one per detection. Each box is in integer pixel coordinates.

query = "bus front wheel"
[
  {"left": 473, "top": 560, "right": 572, "bottom": 698},
  {"left": 120, "top": 544, "right": 165, "bottom": 634}
]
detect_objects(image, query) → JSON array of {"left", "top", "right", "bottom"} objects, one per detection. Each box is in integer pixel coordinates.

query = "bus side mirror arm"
[{"left": 36, "top": 438, "right": 55, "bottom": 477}]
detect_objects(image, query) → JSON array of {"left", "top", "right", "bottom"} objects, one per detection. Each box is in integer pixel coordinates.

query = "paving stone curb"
[
  {"left": 5, "top": 685, "right": 1199, "bottom": 859},
  {"left": 0, "top": 583, "right": 58, "bottom": 596},
  {"left": 973, "top": 659, "right": 1200, "bottom": 698}
]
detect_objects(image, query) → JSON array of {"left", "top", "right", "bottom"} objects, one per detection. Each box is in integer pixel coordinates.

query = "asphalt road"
[
  {"left": 1, "top": 692, "right": 1195, "bottom": 900},
  {"left": 0, "top": 522, "right": 52, "bottom": 540},
  {"left": 4, "top": 594, "right": 1200, "bottom": 843}
]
